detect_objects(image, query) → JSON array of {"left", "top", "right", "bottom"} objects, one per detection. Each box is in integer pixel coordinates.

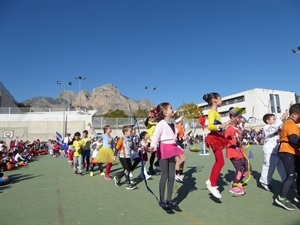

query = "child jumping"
[
  {"left": 149, "top": 102, "right": 184, "bottom": 213},
  {"left": 225, "top": 107, "right": 249, "bottom": 196},
  {"left": 203, "top": 92, "right": 229, "bottom": 199}
]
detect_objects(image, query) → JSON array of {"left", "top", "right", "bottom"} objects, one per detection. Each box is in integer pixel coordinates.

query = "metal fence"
[{"left": 0, "top": 107, "right": 88, "bottom": 114}]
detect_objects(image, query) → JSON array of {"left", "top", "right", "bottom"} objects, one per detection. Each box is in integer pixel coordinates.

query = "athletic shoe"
[
  {"left": 99, "top": 172, "right": 105, "bottom": 176},
  {"left": 206, "top": 182, "right": 221, "bottom": 199},
  {"left": 166, "top": 201, "right": 182, "bottom": 212},
  {"left": 114, "top": 176, "right": 121, "bottom": 187},
  {"left": 74, "top": 171, "right": 78, "bottom": 175},
  {"left": 229, "top": 187, "right": 245, "bottom": 196},
  {"left": 159, "top": 201, "right": 174, "bottom": 214},
  {"left": 275, "top": 196, "right": 296, "bottom": 211},
  {"left": 294, "top": 196, "right": 300, "bottom": 203},
  {"left": 104, "top": 175, "right": 111, "bottom": 181},
  {"left": 126, "top": 184, "right": 137, "bottom": 190},
  {"left": 145, "top": 174, "right": 152, "bottom": 180},
  {"left": 148, "top": 167, "right": 156, "bottom": 175},
  {"left": 175, "top": 175, "right": 183, "bottom": 182},
  {"left": 139, "top": 173, "right": 152, "bottom": 180},
  {"left": 89, "top": 172, "right": 94, "bottom": 177},
  {"left": 79, "top": 172, "right": 83, "bottom": 176},
  {"left": 260, "top": 183, "right": 272, "bottom": 192}
]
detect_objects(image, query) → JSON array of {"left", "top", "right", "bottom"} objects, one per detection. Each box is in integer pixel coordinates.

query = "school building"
[{"left": 197, "top": 88, "right": 296, "bottom": 129}]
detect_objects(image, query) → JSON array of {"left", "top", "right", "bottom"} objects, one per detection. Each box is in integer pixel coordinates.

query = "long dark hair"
[{"left": 202, "top": 92, "right": 220, "bottom": 106}]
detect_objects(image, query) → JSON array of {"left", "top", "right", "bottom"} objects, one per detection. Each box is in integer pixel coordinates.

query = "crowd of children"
[{"left": 1, "top": 99, "right": 299, "bottom": 213}]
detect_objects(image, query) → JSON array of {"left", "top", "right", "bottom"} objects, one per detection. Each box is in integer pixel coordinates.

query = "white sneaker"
[
  {"left": 175, "top": 175, "right": 183, "bottom": 182},
  {"left": 208, "top": 186, "right": 222, "bottom": 198},
  {"left": 206, "top": 180, "right": 221, "bottom": 199},
  {"left": 206, "top": 179, "right": 211, "bottom": 188},
  {"left": 145, "top": 175, "right": 152, "bottom": 180},
  {"left": 206, "top": 179, "right": 219, "bottom": 188}
]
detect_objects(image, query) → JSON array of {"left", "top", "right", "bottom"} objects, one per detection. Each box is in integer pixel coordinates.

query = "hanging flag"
[{"left": 56, "top": 131, "right": 63, "bottom": 148}]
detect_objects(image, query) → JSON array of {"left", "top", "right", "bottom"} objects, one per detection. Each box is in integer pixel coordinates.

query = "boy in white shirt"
[{"left": 259, "top": 111, "right": 288, "bottom": 191}]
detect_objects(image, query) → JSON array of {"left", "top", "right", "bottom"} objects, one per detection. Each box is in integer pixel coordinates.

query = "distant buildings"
[{"left": 197, "top": 88, "right": 296, "bottom": 128}]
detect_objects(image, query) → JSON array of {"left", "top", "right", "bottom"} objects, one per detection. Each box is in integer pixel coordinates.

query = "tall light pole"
[
  {"left": 57, "top": 81, "right": 72, "bottom": 138},
  {"left": 145, "top": 86, "right": 156, "bottom": 103},
  {"left": 292, "top": 46, "right": 300, "bottom": 102},
  {"left": 75, "top": 76, "right": 86, "bottom": 111}
]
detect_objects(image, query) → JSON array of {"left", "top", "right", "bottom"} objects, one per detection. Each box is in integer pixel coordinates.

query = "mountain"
[{"left": 21, "top": 84, "right": 153, "bottom": 115}]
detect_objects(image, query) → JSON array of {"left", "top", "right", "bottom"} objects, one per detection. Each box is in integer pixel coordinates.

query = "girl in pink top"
[{"left": 149, "top": 102, "right": 183, "bottom": 213}]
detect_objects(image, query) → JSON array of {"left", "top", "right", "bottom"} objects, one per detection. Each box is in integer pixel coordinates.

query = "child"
[
  {"left": 113, "top": 125, "right": 137, "bottom": 190},
  {"left": 149, "top": 102, "right": 183, "bottom": 213},
  {"left": 72, "top": 132, "right": 84, "bottom": 176},
  {"left": 129, "top": 127, "right": 141, "bottom": 177},
  {"left": 203, "top": 92, "right": 229, "bottom": 199},
  {"left": 174, "top": 116, "right": 186, "bottom": 182},
  {"left": 81, "top": 130, "right": 92, "bottom": 172},
  {"left": 259, "top": 111, "right": 288, "bottom": 191},
  {"left": 68, "top": 145, "right": 74, "bottom": 168},
  {"left": 138, "top": 131, "right": 152, "bottom": 180},
  {"left": 225, "top": 107, "right": 249, "bottom": 196},
  {"left": 93, "top": 125, "right": 115, "bottom": 180},
  {"left": 275, "top": 103, "right": 300, "bottom": 211},
  {"left": 89, "top": 136, "right": 103, "bottom": 176},
  {"left": 145, "top": 108, "right": 159, "bottom": 175}
]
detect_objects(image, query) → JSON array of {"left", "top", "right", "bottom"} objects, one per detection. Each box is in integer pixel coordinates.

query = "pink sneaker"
[
  {"left": 229, "top": 187, "right": 245, "bottom": 196},
  {"left": 104, "top": 175, "right": 111, "bottom": 181}
]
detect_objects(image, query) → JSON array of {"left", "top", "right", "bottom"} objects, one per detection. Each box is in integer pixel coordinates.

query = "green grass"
[{"left": 0, "top": 144, "right": 299, "bottom": 225}]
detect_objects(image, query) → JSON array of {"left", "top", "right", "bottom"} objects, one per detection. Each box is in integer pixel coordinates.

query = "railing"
[{"left": 0, "top": 107, "right": 87, "bottom": 114}]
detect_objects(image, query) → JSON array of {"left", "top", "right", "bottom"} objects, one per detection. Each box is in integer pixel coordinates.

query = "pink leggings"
[{"left": 209, "top": 150, "right": 224, "bottom": 187}]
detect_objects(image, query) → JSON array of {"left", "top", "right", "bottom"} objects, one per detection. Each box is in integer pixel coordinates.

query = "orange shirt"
[
  {"left": 176, "top": 124, "right": 185, "bottom": 138},
  {"left": 279, "top": 119, "right": 300, "bottom": 156}
]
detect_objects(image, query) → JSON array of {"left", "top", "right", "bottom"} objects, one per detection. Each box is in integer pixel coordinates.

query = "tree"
[
  {"left": 103, "top": 109, "right": 128, "bottom": 118},
  {"left": 132, "top": 108, "right": 148, "bottom": 118},
  {"left": 176, "top": 103, "right": 200, "bottom": 119}
]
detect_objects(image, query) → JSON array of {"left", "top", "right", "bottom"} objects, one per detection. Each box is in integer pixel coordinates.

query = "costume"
[
  {"left": 206, "top": 109, "right": 228, "bottom": 188},
  {"left": 150, "top": 119, "right": 183, "bottom": 207},
  {"left": 93, "top": 133, "right": 115, "bottom": 179},
  {"left": 259, "top": 119, "right": 286, "bottom": 186},
  {"left": 151, "top": 120, "right": 184, "bottom": 160},
  {"left": 94, "top": 134, "right": 114, "bottom": 163},
  {"left": 225, "top": 125, "right": 248, "bottom": 195},
  {"left": 206, "top": 110, "right": 228, "bottom": 152}
]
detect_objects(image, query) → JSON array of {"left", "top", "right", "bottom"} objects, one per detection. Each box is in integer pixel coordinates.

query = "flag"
[
  {"left": 56, "top": 131, "right": 63, "bottom": 148},
  {"left": 198, "top": 116, "right": 206, "bottom": 130}
]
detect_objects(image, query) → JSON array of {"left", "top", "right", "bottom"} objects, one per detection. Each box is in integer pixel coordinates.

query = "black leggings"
[
  {"left": 279, "top": 152, "right": 300, "bottom": 198},
  {"left": 159, "top": 156, "right": 176, "bottom": 202},
  {"left": 117, "top": 158, "right": 132, "bottom": 184}
]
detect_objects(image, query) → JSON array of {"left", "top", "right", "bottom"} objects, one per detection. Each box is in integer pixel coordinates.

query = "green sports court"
[{"left": 0, "top": 144, "right": 299, "bottom": 225}]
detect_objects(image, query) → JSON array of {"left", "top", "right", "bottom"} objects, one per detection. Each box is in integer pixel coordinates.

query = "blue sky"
[{"left": 0, "top": 0, "right": 299, "bottom": 109}]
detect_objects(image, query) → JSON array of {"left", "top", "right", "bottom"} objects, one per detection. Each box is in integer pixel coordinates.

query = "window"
[
  {"left": 269, "top": 94, "right": 275, "bottom": 113},
  {"left": 275, "top": 94, "right": 281, "bottom": 113}
]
